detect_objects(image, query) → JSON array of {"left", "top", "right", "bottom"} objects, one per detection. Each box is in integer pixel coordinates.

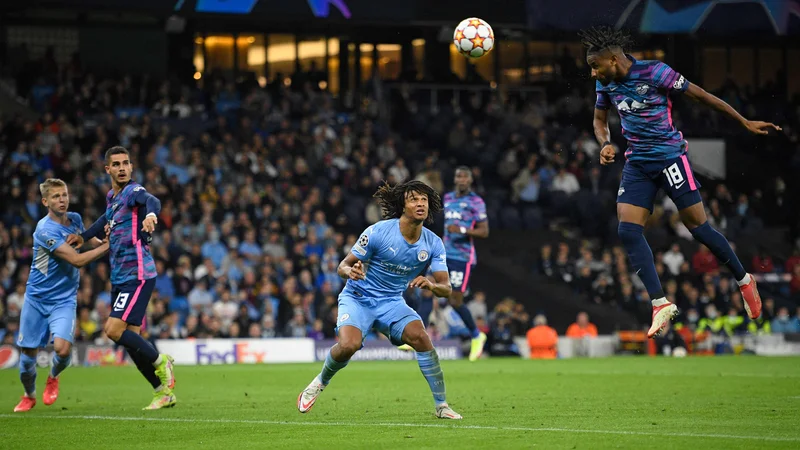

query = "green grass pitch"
[{"left": 2, "top": 357, "right": 799, "bottom": 449}]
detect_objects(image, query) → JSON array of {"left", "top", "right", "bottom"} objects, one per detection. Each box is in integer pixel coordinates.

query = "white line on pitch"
[{"left": 0, "top": 414, "right": 798, "bottom": 442}]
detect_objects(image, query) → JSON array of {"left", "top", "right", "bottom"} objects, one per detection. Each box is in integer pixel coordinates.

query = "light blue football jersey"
[
  {"left": 26, "top": 212, "right": 84, "bottom": 304},
  {"left": 343, "top": 219, "right": 448, "bottom": 299}
]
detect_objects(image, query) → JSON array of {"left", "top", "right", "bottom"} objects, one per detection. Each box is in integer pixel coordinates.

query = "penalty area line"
[{"left": 0, "top": 414, "right": 798, "bottom": 442}]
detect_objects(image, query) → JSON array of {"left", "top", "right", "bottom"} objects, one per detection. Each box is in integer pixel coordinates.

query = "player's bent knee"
[
  {"left": 104, "top": 320, "right": 126, "bottom": 342},
  {"left": 404, "top": 330, "right": 433, "bottom": 352},
  {"left": 336, "top": 339, "right": 361, "bottom": 358},
  {"left": 53, "top": 340, "right": 72, "bottom": 358},
  {"left": 448, "top": 294, "right": 463, "bottom": 307}
]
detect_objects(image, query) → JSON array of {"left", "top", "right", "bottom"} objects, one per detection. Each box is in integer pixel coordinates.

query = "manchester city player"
[
  {"left": 14, "top": 179, "right": 109, "bottom": 412},
  {"left": 581, "top": 26, "right": 781, "bottom": 337},
  {"left": 297, "top": 180, "right": 462, "bottom": 420}
]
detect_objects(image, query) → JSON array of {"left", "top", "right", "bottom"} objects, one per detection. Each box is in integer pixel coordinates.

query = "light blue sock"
[
  {"left": 319, "top": 350, "right": 349, "bottom": 385},
  {"left": 19, "top": 353, "right": 37, "bottom": 396},
  {"left": 51, "top": 352, "right": 72, "bottom": 378},
  {"left": 416, "top": 350, "right": 446, "bottom": 406}
]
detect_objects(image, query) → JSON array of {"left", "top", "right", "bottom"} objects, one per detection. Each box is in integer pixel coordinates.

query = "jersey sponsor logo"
[
  {"left": 381, "top": 262, "right": 414, "bottom": 275},
  {"left": 445, "top": 211, "right": 463, "bottom": 220},
  {"left": 636, "top": 84, "right": 649, "bottom": 95},
  {"left": 418, "top": 250, "right": 429, "bottom": 262},
  {"left": 673, "top": 75, "right": 685, "bottom": 90},
  {"left": 616, "top": 98, "right": 648, "bottom": 112}
]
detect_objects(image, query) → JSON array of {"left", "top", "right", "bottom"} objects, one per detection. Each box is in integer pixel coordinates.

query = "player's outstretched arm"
[
  {"left": 53, "top": 241, "right": 109, "bottom": 268},
  {"left": 684, "top": 84, "right": 782, "bottom": 135},
  {"left": 593, "top": 108, "right": 616, "bottom": 165},
  {"left": 338, "top": 253, "right": 366, "bottom": 281},
  {"left": 79, "top": 216, "right": 109, "bottom": 243},
  {"left": 132, "top": 189, "right": 161, "bottom": 233},
  {"left": 409, "top": 271, "right": 451, "bottom": 298}
]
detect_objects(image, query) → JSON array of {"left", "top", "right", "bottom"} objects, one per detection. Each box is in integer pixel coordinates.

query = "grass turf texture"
[{"left": 2, "top": 357, "right": 799, "bottom": 449}]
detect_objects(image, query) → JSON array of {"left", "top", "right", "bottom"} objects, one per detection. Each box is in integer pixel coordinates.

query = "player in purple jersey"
[
  {"left": 442, "top": 167, "right": 489, "bottom": 361},
  {"left": 69, "top": 146, "right": 176, "bottom": 410},
  {"left": 580, "top": 27, "right": 781, "bottom": 337}
]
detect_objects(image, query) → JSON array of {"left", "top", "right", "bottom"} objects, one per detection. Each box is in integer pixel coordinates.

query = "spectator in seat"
[
  {"left": 751, "top": 251, "right": 774, "bottom": 273},
  {"left": 790, "top": 265, "right": 800, "bottom": 298},
  {"left": 663, "top": 243, "right": 685, "bottom": 276},
  {"left": 550, "top": 165, "right": 580, "bottom": 196},
  {"left": 692, "top": 245, "right": 719, "bottom": 275},
  {"left": 771, "top": 307, "right": 800, "bottom": 334},
  {"left": 654, "top": 321, "right": 687, "bottom": 356},
  {"left": 566, "top": 312, "right": 598, "bottom": 338},
  {"left": 526, "top": 314, "right": 558, "bottom": 359}
]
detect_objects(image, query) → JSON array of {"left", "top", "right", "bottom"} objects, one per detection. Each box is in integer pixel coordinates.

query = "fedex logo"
[{"left": 196, "top": 342, "right": 267, "bottom": 365}]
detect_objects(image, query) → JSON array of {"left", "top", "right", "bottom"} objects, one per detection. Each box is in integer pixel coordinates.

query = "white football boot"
[
  {"left": 297, "top": 376, "right": 326, "bottom": 413},
  {"left": 435, "top": 403, "right": 463, "bottom": 419}
]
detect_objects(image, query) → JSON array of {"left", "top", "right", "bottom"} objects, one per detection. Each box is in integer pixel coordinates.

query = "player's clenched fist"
[
  {"left": 66, "top": 233, "right": 84, "bottom": 248},
  {"left": 349, "top": 261, "right": 366, "bottom": 281},
  {"left": 409, "top": 276, "right": 434, "bottom": 291},
  {"left": 600, "top": 144, "right": 616, "bottom": 165}
]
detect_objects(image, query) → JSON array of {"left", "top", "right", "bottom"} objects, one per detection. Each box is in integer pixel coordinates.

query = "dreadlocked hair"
[
  {"left": 373, "top": 180, "right": 442, "bottom": 224},
  {"left": 578, "top": 26, "right": 632, "bottom": 54}
]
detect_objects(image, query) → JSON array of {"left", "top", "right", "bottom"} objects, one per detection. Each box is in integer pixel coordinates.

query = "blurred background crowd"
[{"left": 1, "top": 39, "right": 799, "bottom": 355}]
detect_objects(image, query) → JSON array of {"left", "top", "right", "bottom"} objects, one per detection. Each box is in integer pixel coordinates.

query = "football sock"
[
  {"left": 737, "top": 273, "right": 752, "bottom": 287},
  {"left": 19, "top": 353, "right": 37, "bottom": 397},
  {"left": 416, "top": 349, "right": 447, "bottom": 406},
  {"left": 453, "top": 304, "right": 480, "bottom": 339},
  {"left": 417, "top": 298, "right": 434, "bottom": 328},
  {"left": 319, "top": 350, "right": 349, "bottom": 385},
  {"left": 50, "top": 352, "right": 71, "bottom": 378},
  {"left": 127, "top": 348, "right": 161, "bottom": 389},
  {"left": 618, "top": 222, "right": 665, "bottom": 299},
  {"left": 115, "top": 330, "right": 159, "bottom": 363},
  {"left": 689, "top": 222, "right": 747, "bottom": 280}
]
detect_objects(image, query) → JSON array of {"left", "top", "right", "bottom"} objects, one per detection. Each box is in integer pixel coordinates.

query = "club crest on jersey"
[
  {"left": 418, "top": 250, "right": 429, "bottom": 262},
  {"left": 636, "top": 84, "right": 649, "bottom": 95}
]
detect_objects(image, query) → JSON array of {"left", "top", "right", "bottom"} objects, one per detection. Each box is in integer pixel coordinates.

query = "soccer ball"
[
  {"left": 672, "top": 347, "right": 688, "bottom": 358},
  {"left": 453, "top": 17, "right": 495, "bottom": 59}
]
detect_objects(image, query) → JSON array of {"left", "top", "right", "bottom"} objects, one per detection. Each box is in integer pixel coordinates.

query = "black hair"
[
  {"left": 105, "top": 146, "right": 130, "bottom": 164},
  {"left": 578, "top": 26, "right": 632, "bottom": 55},
  {"left": 373, "top": 180, "right": 442, "bottom": 224}
]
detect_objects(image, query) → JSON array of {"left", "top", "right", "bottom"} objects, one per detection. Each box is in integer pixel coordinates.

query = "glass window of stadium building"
[{"left": 191, "top": 31, "right": 665, "bottom": 94}]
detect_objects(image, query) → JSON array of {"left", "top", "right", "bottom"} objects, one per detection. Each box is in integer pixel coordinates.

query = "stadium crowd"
[{"left": 1, "top": 48, "right": 799, "bottom": 350}]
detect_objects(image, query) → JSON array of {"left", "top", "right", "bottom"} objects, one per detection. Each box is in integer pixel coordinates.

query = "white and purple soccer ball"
[{"left": 453, "top": 17, "right": 495, "bottom": 59}]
